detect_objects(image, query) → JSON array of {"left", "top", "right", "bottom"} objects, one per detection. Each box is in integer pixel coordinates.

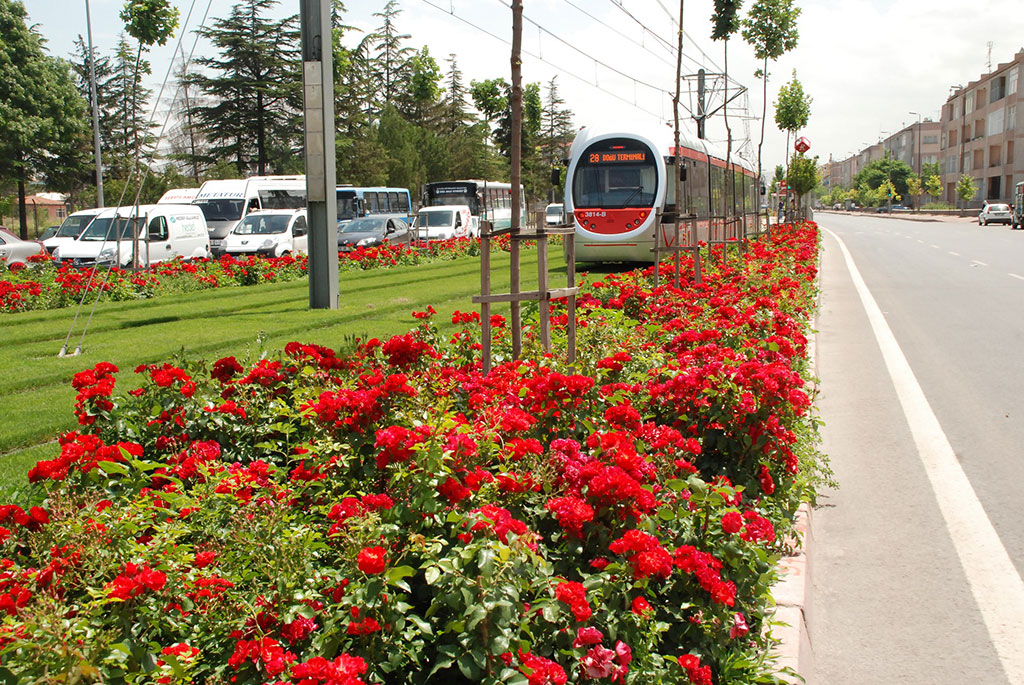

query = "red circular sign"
[{"left": 794, "top": 137, "right": 811, "bottom": 153}]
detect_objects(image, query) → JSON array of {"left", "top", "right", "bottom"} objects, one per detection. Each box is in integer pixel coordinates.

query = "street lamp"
[{"left": 909, "top": 112, "right": 922, "bottom": 210}]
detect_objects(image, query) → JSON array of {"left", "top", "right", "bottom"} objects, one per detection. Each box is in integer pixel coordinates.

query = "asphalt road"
[{"left": 810, "top": 212, "right": 1024, "bottom": 684}]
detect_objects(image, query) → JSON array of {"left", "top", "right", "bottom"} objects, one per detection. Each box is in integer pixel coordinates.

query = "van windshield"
[
  {"left": 234, "top": 214, "right": 291, "bottom": 234},
  {"left": 194, "top": 199, "right": 244, "bottom": 222},
  {"left": 418, "top": 211, "right": 453, "bottom": 228},
  {"left": 55, "top": 214, "right": 96, "bottom": 238},
  {"left": 79, "top": 216, "right": 143, "bottom": 241}
]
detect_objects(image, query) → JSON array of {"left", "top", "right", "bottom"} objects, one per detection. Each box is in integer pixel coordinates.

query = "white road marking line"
[
  {"left": 1009, "top": 273, "right": 1024, "bottom": 281},
  {"left": 930, "top": 244, "right": 940, "bottom": 249},
  {"left": 949, "top": 251, "right": 961, "bottom": 256},
  {"left": 972, "top": 260, "right": 989, "bottom": 267},
  {"left": 917, "top": 239, "right": 925, "bottom": 243},
  {"left": 825, "top": 227, "right": 1024, "bottom": 683}
]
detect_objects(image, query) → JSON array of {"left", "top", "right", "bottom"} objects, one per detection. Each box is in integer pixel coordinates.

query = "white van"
[
  {"left": 223, "top": 209, "right": 308, "bottom": 258},
  {"left": 545, "top": 203, "right": 564, "bottom": 226},
  {"left": 193, "top": 176, "right": 306, "bottom": 255},
  {"left": 52, "top": 204, "right": 209, "bottom": 267},
  {"left": 157, "top": 187, "right": 200, "bottom": 205},
  {"left": 43, "top": 208, "right": 103, "bottom": 255},
  {"left": 414, "top": 205, "right": 473, "bottom": 240}
]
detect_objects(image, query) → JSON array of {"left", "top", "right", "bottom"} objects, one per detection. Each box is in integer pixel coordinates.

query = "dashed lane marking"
[
  {"left": 1009, "top": 273, "right": 1024, "bottom": 281},
  {"left": 949, "top": 251, "right": 961, "bottom": 256},
  {"left": 972, "top": 260, "right": 989, "bottom": 267},
  {"left": 824, "top": 227, "right": 1024, "bottom": 683}
]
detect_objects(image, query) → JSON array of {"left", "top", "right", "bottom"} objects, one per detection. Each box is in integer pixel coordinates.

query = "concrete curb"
[{"left": 772, "top": 503, "right": 813, "bottom": 683}]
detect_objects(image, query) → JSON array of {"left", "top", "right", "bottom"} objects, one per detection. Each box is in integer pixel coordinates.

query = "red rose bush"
[{"left": 0, "top": 223, "right": 828, "bottom": 683}]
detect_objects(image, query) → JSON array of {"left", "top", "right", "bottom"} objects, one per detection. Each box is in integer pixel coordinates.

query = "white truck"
[{"left": 413, "top": 205, "right": 474, "bottom": 240}]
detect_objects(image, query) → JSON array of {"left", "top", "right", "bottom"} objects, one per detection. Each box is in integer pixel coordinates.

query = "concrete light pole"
[{"left": 85, "top": 0, "right": 104, "bottom": 207}]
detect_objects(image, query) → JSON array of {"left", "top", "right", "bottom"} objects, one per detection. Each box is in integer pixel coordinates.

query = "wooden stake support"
[{"left": 474, "top": 220, "right": 579, "bottom": 375}]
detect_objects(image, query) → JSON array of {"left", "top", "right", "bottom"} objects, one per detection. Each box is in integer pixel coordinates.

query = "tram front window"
[{"left": 573, "top": 139, "right": 658, "bottom": 209}]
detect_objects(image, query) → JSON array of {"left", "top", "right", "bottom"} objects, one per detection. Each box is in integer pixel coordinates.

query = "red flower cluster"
[
  {"left": 280, "top": 653, "right": 368, "bottom": 685},
  {"left": 608, "top": 530, "right": 674, "bottom": 580},
  {"left": 227, "top": 636, "right": 296, "bottom": 676},
  {"left": 105, "top": 563, "right": 167, "bottom": 601},
  {"left": 71, "top": 362, "right": 118, "bottom": 425},
  {"left": 355, "top": 546, "right": 387, "bottom": 575},
  {"left": 554, "top": 581, "right": 592, "bottom": 622},
  {"left": 678, "top": 654, "right": 714, "bottom": 684}
]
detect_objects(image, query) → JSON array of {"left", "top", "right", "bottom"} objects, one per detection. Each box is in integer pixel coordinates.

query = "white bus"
[{"left": 193, "top": 176, "right": 306, "bottom": 255}]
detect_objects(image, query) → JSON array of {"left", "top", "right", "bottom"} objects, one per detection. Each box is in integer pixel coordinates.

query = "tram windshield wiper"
[{"left": 618, "top": 185, "right": 643, "bottom": 208}]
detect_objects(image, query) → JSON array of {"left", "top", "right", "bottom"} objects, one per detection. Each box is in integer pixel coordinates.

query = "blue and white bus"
[
  {"left": 422, "top": 180, "right": 526, "bottom": 232},
  {"left": 336, "top": 186, "right": 413, "bottom": 227}
]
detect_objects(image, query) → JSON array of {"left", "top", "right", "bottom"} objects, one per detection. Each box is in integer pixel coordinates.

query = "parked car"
[
  {"left": 413, "top": 205, "right": 473, "bottom": 240},
  {"left": 0, "top": 228, "right": 46, "bottom": 266},
  {"left": 337, "top": 216, "right": 412, "bottom": 251},
  {"left": 978, "top": 203, "right": 1012, "bottom": 226},
  {"left": 223, "top": 209, "right": 308, "bottom": 258}
]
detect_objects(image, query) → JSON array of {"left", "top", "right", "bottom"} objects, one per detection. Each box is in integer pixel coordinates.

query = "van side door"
[
  {"left": 291, "top": 214, "right": 308, "bottom": 255},
  {"left": 148, "top": 214, "right": 170, "bottom": 264}
]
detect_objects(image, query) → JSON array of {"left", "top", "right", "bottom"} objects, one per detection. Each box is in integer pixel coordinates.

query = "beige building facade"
[{"left": 940, "top": 49, "right": 1023, "bottom": 207}]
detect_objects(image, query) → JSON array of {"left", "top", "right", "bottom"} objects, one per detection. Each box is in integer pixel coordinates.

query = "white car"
[
  {"left": 979, "top": 203, "right": 1011, "bottom": 226},
  {"left": 545, "top": 203, "right": 564, "bottom": 226},
  {"left": 43, "top": 208, "right": 103, "bottom": 255},
  {"left": 0, "top": 228, "right": 45, "bottom": 266},
  {"left": 223, "top": 209, "right": 308, "bottom": 258}
]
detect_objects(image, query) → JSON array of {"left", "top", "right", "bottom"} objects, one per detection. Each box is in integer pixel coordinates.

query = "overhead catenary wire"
[
  {"left": 557, "top": 0, "right": 677, "bottom": 70},
  {"left": 417, "top": 0, "right": 673, "bottom": 120},
  {"left": 60, "top": 0, "right": 214, "bottom": 356}
]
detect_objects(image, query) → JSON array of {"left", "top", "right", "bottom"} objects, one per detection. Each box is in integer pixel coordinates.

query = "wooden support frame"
[
  {"left": 652, "top": 212, "right": 697, "bottom": 289},
  {"left": 473, "top": 221, "right": 579, "bottom": 374}
]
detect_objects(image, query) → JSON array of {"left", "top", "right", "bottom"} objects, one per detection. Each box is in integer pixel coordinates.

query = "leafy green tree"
[
  {"left": 786, "top": 153, "right": 818, "bottom": 213},
  {"left": 401, "top": 46, "right": 442, "bottom": 126},
  {"left": 186, "top": 0, "right": 302, "bottom": 176},
  {"left": 921, "top": 161, "right": 940, "bottom": 179},
  {"left": 774, "top": 69, "right": 811, "bottom": 167},
  {"left": 710, "top": 0, "right": 743, "bottom": 216},
  {"left": 0, "top": 0, "right": 91, "bottom": 238},
  {"left": 741, "top": 0, "right": 800, "bottom": 188},
  {"left": 924, "top": 173, "right": 943, "bottom": 200},
  {"left": 955, "top": 173, "right": 977, "bottom": 208},
  {"left": 906, "top": 174, "right": 922, "bottom": 208},
  {"left": 852, "top": 155, "right": 912, "bottom": 200}
]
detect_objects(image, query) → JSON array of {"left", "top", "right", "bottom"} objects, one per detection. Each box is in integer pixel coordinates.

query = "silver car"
[
  {"left": 979, "top": 203, "right": 1011, "bottom": 226},
  {"left": 0, "top": 228, "right": 45, "bottom": 266}
]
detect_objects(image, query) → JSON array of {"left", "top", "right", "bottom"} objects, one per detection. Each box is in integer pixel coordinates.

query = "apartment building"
[
  {"left": 882, "top": 119, "right": 941, "bottom": 175},
  {"left": 939, "top": 49, "right": 1023, "bottom": 206}
]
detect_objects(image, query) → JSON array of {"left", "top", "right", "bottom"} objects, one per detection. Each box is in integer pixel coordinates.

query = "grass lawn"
[{"left": 0, "top": 249, "right": 569, "bottom": 497}]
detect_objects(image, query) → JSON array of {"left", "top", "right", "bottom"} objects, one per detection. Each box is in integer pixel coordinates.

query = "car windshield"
[
  {"left": 234, "top": 214, "right": 291, "bottom": 234},
  {"left": 418, "top": 211, "right": 453, "bottom": 228},
  {"left": 546, "top": 205, "right": 562, "bottom": 217},
  {"left": 988, "top": 204, "right": 1010, "bottom": 211},
  {"left": 55, "top": 214, "right": 96, "bottom": 238},
  {"left": 194, "top": 199, "right": 244, "bottom": 222},
  {"left": 341, "top": 217, "right": 388, "bottom": 234},
  {"left": 78, "top": 216, "right": 143, "bottom": 241}
]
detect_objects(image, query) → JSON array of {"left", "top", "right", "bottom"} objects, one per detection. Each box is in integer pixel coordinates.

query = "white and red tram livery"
[{"left": 564, "top": 125, "right": 759, "bottom": 263}]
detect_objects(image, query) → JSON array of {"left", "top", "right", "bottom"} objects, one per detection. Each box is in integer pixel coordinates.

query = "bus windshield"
[
  {"left": 194, "top": 199, "right": 244, "bottom": 223},
  {"left": 337, "top": 192, "right": 359, "bottom": 220},
  {"left": 573, "top": 139, "right": 658, "bottom": 209}
]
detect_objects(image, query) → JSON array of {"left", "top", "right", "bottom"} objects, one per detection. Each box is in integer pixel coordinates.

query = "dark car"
[{"left": 337, "top": 216, "right": 412, "bottom": 251}]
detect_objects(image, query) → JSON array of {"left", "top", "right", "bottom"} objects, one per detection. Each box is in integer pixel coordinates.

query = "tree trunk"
[
  {"left": 757, "top": 56, "right": 767, "bottom": 196},
  {"left": 256, "top": 88, "right": 266, "bottom": 175}
]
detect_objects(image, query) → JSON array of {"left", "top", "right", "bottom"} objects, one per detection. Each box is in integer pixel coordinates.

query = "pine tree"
[
  {"left": 185, "top": 0, "right": 301, "bottom": 176},
  {"left": 537, "top": 76, "right": 574, "bottom": 199},
  {"left": 105, "top": 35, "right": 157, "bottom": 181},
  {"left": 368, "top": 0, "right": 413, "bottom": 114},
  {"left": 163, "top": 46, "right": 211, "bottom": 184}
]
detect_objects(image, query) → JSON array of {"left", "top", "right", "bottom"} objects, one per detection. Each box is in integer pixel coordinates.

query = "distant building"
[
  {"left": 940, "top": 49, "right": 1023, "bottom": 207},
  {"left": 882, "top": 120, "right": 941, "bottom": 175},
  {"left": 24, "top": 194, "right": 69, "bottom": 226}
]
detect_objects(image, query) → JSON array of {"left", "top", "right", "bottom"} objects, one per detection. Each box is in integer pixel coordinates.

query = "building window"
[
  {"left": 953, "top": 101, "right": 960, "bottom": 119},
  {"left": 966, "top": 93, "right": 974, "bottom": 115},
  {"left": 1009, "top": 66, "right": 1019, "bottom": 95},
  {"left": 990, "top": 75, "right": 1006, "bottom": 103},
  {"left": 988, "top": 107, "right": 1005, "bottom": 136},
  {"left": 1009, "top": 104, "right": 1017, "bottom": 131},
  {"left": 923, "top": 135, "right": 938, "bottom": 145}
]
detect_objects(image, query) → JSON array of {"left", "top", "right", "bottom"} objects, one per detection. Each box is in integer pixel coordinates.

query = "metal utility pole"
[
  {"left": 85, "top": 0, "right": 104, "bottom": 207},
  {"left": 300, "top": 0, "right": 339, "bottom": 309},
  {"left": 674, "top": 0, "right": 699, "bottom": 283},
  {"left": 509, "top": 0, "right": 523, "bottom": 357},
  {"left": 696, "top": 68, "right": 707, "bottom": 140}
]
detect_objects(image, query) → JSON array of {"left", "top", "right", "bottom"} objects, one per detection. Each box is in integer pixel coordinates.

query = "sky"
[{"left": 22, "top": 0, "right": 1024, "bottom": 182}]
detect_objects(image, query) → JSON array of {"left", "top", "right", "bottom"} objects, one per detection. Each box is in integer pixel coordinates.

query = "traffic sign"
[{"left": 794, "top": 137, "right": 810, "bottom": 153}]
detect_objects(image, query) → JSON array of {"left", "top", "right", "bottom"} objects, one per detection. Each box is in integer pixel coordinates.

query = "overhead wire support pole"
[
  {"left": 85, "top": 0, "right": 104, "bottom": 208},
  {"left": 510, "top": 0, "right": 523, "bottom": 358},
  {"left": 673, "top": 0, "right": 685, "bottom": 286},
  {"left": 300, "top": 0, "right": 339, "bottom": 310}
]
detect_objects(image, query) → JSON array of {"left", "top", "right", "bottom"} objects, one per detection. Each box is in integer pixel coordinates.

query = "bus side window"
[
  {"left": 398, "top": 192, "right": 410, "bottom": 213},
  {"left": 388, "top": 192, "right": 399, "bottom": 213},
  {"left": 366, "top": 193, "right": 379, "bottom": 214}
]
